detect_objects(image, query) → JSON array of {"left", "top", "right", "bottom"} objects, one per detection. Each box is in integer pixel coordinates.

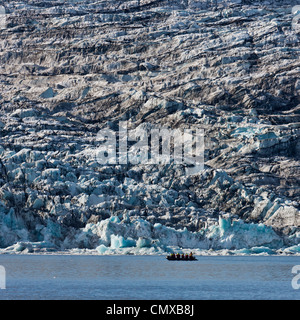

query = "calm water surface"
[{"left": 0, "top": 255, "right": 299, "bottom": 300}]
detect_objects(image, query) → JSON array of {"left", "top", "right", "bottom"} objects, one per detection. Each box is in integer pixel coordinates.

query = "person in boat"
[
  {"left": 189, "top": 252, "right": 194, "bottom": 260},
  {"left": 176, "top": 253, "right": 180, "bottom": 259},
  {"left": 181, "top": 253, "right": 185, "bottom": 260},
  {"left": 185, "top": 254, "right": 189, "bottom": 260},
  {"left": 170, "top": 253, "right": 175, "bottom": 259}
]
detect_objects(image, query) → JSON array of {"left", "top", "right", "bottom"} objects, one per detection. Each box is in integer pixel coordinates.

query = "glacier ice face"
[
  {"left": 56, "top": 215, "right": 284, "bottom": 255},
  {"left": 0, "top": 152, "right": 297, "bottom": 254},
  {"left": 136, "top": 237, "right": 152, "bottom": 248},
  {"left": 206, "top": 216, "right": 283, "bottom": 250},
  {"left": 110, "top": 234, "right": 136, "bottom": 249},
  {"left": 283, "top": 245, "right": 300, "bottom": 254},
  {"left": 0, "top": 0, "right": 299, "bottom": 255}
]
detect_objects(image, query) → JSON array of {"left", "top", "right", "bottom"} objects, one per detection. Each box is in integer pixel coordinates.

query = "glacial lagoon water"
[{"left": 0, "top": 255, "right": 299, "bottom": 300}]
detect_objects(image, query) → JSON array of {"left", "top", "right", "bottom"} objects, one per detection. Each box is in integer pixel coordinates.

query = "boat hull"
[{"left": 166, "top": 256, "right": 197, "bottom": 261}]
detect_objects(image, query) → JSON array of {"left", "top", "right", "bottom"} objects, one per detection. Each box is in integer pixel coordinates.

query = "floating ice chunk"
[
  {"left": 1, "top": 241, "right": 56, "bottom": 254},
  {"left": 96, "top": 244, "right": 109, "bottom": 254},
  {"left": 250, "top": 246, "right": 276, "bottom": 254},
  {"left": 5, "top": 242, "right": 33, "bottom": 253},
  {"left": 235, "top": 246, "right": 275, "bottom": 255}
]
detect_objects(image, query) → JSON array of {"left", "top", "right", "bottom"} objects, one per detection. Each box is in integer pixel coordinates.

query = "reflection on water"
[{"left": 0, "top": 255, "right": 299, "bottom": 300}]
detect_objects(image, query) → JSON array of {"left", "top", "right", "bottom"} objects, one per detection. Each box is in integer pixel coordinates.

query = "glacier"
[
  {"left": 0, "top": 0, "right": 299, "bottom": 255},
  {"left": 0, "top": 212, "right": 299, "bottom": 255}
]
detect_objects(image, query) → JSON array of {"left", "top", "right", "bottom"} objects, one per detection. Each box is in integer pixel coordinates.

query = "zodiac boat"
[{"left": 166, "top": 254, "right": 197, "bottom": 261}]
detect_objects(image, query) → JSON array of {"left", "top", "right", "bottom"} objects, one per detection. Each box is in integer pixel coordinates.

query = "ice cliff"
[{"left": 0, "top": 0, "right": 299, "bottom": 254}]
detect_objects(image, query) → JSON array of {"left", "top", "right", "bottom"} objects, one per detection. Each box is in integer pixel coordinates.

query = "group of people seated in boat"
[{"left": 168, "top": 252, "right": 195, "bottom": 260}]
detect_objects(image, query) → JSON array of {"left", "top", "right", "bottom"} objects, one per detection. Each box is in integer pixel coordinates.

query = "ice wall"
[{"left": 1, "top": 209, "right": 299, "bottom": 254}]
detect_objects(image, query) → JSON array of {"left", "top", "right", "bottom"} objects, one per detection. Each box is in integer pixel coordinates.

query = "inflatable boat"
[{"left": 166, "top": 255, "right": 197, "bottom": 261}]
